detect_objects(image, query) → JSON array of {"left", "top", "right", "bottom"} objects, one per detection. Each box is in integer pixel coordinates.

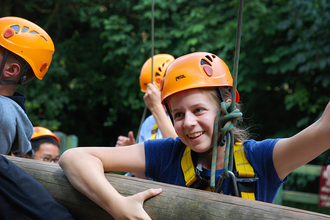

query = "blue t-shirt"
[{"left": 144, "top": 137, "right": 287, "bottom": 203}]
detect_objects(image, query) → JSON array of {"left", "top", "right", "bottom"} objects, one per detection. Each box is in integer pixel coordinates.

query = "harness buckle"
[{"left": 235, "top": 172, "right": 259, "bottom": 197}]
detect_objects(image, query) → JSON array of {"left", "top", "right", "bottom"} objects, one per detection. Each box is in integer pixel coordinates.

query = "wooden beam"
[{"left": 4, "top": 155, "right": 330, "bottom": 220}]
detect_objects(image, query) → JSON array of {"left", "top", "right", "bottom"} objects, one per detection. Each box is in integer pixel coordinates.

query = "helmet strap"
[
  {"left": 218, "top": 87, "right": 224, "bottom": 103},
  {"left": 12, "top": 53, "right": 29, "bottom": 85},
  {"left": 164, "top": 100, "right": 174, "bottom": 125},
  {"left": 0, "top": 49, "right": 9, "bottom": 80}
]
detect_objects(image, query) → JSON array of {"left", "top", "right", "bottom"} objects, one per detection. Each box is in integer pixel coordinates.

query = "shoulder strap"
[
  {"left": 150, "top": 123, "right": 158, "bottom": 140},
  {"left": 181, "top": 146, "right": 198, "bottom": 187},
  {"left": 234, "top": 142, "right": 257, "bottom": 200},
  {"left": 181, "top": 146, "right": 211, "bottom": 191},
  {"left": 181, "top": 143, "right": 257, "bottom": 199}
]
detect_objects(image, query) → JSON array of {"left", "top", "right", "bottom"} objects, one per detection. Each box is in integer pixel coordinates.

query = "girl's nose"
[{"left": 183, "top": 112, "right": 197, "bottom": 128}]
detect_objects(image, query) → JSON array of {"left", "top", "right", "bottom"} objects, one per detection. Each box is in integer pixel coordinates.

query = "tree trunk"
[{"left": 4, "top": 155, "right": 330, "bottom": 220}]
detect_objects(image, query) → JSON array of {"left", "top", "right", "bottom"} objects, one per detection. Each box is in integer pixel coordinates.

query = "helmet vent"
[
  {"left": 201, "top": 59, "right": 211, "bottom": 66},
  {"left": 22, "top": 26, "right": 29, "bottom": 33},
  {"left": 9, "top": 25, "right": 48, "bottom": 42},
  {"left": 162, "top": 59, "right": 171, "bottom": 68},
  {"left": 40, "top": 36, "right": 48, "bottom": 42},
  {"left": 10, "top": 25, "right": 19, "bottom": 33},
  {"left": 205, "top": 55, "right": 213, "bottom": 62}
]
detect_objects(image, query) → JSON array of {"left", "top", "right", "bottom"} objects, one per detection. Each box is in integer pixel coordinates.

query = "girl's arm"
[
  {"left": 59, "top": 143, "right": 162, "bottom": 219},
  {"left": 273, "top": 102, "right": 330, "bottom": 180},
  {"left": 144, "top": 83, "right": 177, "bottom": 139}
]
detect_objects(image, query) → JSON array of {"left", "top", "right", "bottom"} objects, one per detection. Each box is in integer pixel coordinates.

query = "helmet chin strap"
[
  {"left": 0, "top": 49, "right": 28, "bottom": 85},
  {"left": 0, "top": 79, "right": 19, "bottom": 84}
]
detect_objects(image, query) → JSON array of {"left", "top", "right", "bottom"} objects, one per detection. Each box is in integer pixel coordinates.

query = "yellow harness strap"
[
  {"left": 234, "top": 142, "right": 256, "bottom": 200},
  {"left": 181, "top": 147, "right": 198, "bottom": 187},
  {"left": 150, "top": 123, "right": 158, "bottom": 140},
  {"left": 181, "top": 143, "right": 256, "bottom": 199}
]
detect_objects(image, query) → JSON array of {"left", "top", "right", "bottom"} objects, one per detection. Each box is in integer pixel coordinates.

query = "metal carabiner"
[
  {"left": 228, "top": 171, "right": 239, "bottom": 197},
  {"left": 214, "top": 171, "right": 239, "bottom": 196}
]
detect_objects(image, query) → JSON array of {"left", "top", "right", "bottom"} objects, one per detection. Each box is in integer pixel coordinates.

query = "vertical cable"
[
  {"left": 135, "top": 0, "right": 155, "bottom": 143},
  {"left": 231, "top": 0, "right": 244, "bottom": 111},
  {"left": 212, "top": 0, "right": 245, "bottom": 190},
  {"left": 151, "top": 0, "right": 154, "bottom": 83}
]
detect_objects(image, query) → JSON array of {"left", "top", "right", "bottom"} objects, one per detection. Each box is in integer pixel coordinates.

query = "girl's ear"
[{"left": 2, "top": 62, "right": 21, "bottom": 78}]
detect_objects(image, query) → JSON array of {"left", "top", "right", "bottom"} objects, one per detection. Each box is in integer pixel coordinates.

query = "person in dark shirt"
[{"left": 0, "top": 16, "right": 75, "bottom": 220}]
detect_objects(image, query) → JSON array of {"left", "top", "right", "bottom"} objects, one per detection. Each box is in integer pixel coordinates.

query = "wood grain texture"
[{"left": 4, "top": 155, "right": 330, "bottom": 220}]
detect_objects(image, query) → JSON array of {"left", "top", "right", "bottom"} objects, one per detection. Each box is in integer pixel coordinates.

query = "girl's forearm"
[
  {"left": 59, "top": 149, "right": 123, "bottom": 215},
  {"left": 151, "top": 104, "right": 177, "bottom": 139}
]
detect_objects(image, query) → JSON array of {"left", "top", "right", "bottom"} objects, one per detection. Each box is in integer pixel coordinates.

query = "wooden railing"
[
  {"left": 274, "top": 164, "right": 322, "bottom": 205},
  {"left": 5, "top": 155, "right": 330, "bottom": 220}
]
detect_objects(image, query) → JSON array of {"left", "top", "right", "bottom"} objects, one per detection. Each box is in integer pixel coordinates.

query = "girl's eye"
[
  {"left": 194, "top": 108, "right": 203, "bottom": 113},
  {"left": 174, "top": 112, "right": 184, "bottom": 119}
]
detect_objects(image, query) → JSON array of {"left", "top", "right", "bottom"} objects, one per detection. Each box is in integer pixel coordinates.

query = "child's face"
[
  {"left": 34, "top": 143, "right": 60, "bottom": 163},
  {"left": 169, "top": 89, "right": 219, "bottom": 153}
]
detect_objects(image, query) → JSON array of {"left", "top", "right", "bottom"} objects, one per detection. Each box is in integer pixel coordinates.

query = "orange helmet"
[
  {"left": 161, "top": 52, "right": 239, "bottom": 103},
  {"left": 139, "top": 54, "right": 175, "bottom": 92},
  {"left": 0, "top": 17, "right": 55, "bottom": 80},
  {"left": 31, "top": 126, "right": 60, "bottom": 144}
]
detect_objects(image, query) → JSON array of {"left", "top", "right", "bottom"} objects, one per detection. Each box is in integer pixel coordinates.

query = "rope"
[
  {"left": 231, "top": 0, "right": 244, "bottom": 111},
  {"left": 210, "top": 102, "right": 242, "bottom": 190},
  {"left": 219, "top": 102, "right": 242, "bottom": 177},
  {"left": 151, "top": 0, "right": 154, "bottom": 83},
  {"left": 135, "top": 106, "right": 148, "bottom": 143},
  {"left": 135, "top": 0, "right": 155, "bottom": 143},
  {"left": 210, "top": 112, "right": 220, "bottom": 188},
  {"left": 210, "top": 0, "right": 244, "bottom": 191}
]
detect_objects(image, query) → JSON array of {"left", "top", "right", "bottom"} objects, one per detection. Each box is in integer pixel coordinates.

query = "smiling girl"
[{"left": 59, "top": 52, "right": 330, "bottom": 220}]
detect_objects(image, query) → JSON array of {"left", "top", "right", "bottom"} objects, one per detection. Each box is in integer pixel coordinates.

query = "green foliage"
[{"left": 2, "top": 0, "right": 330, "bottom": 150}]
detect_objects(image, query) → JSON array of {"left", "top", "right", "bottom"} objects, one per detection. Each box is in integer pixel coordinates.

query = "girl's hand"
[
  {"left": 144, "top": 83, "right": 162, "bottom": 113},
  {"left": 111, "top": 188, "right": 162, "bottom": 220}
]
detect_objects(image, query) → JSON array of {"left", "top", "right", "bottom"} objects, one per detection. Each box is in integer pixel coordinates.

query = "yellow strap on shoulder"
[
  {"left": 181, "top": 143, "right": 256, "bottom": 199},
  {"left": 150, "top": 123, "right": 158, "bottom": 140},
  {"left": 234, "top": 142, "right": 256, "bottom": 200},
  {"left": 181, "top": 146, "right": 197, "bottom": 187}
]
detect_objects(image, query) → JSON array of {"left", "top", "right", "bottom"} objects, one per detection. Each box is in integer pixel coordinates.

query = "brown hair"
[{"left": 198, "top": 87, "right": 250, "bottom": 143}]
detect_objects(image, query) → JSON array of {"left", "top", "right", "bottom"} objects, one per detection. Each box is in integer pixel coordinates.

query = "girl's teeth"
[{"left": 188, "top": 132, "right": 203, "bottom": 138}]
